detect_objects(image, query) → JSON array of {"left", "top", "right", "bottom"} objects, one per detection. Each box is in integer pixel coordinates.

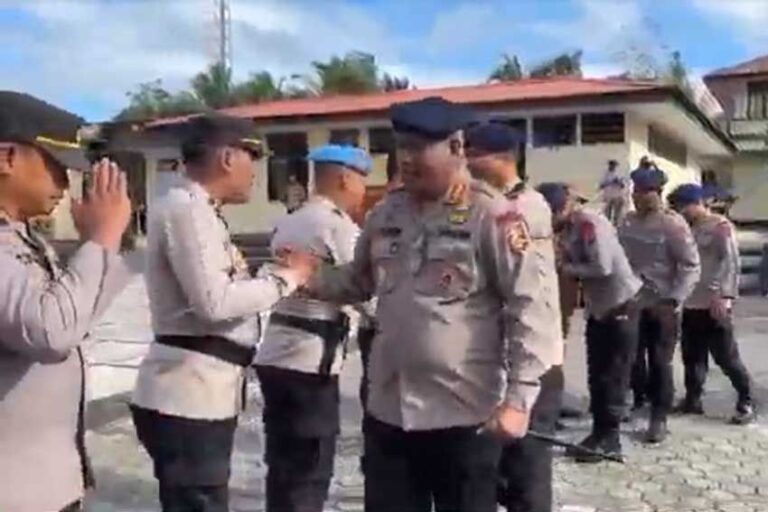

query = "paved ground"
[{"left": 82, "top": 264, "right": 768, "bottom": 512}]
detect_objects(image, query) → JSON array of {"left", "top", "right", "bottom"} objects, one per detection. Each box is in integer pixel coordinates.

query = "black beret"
[
  {"left": 390, "top": 96, "right": 474, "bottom": 140},
  {"left": 181, "top": 114, "right": 263, "bottom": 162},
  {"left": 0, "top": 90, "right": 89, "bottom": 171},
  {"left": 465, "top": 122, "right": 524, "bottom": 153}
]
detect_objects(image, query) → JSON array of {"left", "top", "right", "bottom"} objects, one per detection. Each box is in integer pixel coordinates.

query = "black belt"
[
  {"left": 270, "top": 313, "right": 349, "bottom": 375},
  {"left": 156, "top": 335, "right": 255, "bottom": 367}
]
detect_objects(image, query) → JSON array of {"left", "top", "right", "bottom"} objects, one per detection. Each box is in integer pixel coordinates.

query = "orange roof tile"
[{"left": 146, "top": 77, "right": 667, "bottom": 127}]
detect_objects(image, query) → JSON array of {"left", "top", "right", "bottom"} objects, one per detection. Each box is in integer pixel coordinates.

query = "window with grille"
[
  {"left": 368, "top": 127, "right": 394, "bottom": 154},
  {"left": 329, "top": 129, "right": 360, "bottom": 146},
  {"left": 266, "top": 132, "right": 309, "bottom": 202},
  {"left": 532, "top": 116, "right": 576, "bottom": 147},
  {"left": 581, "top": 113, "right": 625, "bottom": 144},
  {"left": 747, "top": 81, "right": 768, "bottom": 120},
  {"left": 648, "top": 125, "right": 687, "bottom": 166}
]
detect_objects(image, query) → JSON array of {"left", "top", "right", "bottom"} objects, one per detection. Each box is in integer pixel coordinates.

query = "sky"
[{"left": 0, "top": 0, "right": 767, "bottom": 121}]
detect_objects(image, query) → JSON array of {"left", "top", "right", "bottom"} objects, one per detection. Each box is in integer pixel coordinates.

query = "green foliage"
[
  {"left": 488, "top": 54, "right": 524, "bottom": 82},
  {"left": 529, "top": 51, "right": 583, "bottom": 78},
  {"left": 310, "top": 51, "right": 380, "bottom": 95}
]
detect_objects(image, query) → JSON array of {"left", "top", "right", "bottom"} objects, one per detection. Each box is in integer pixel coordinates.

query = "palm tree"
[
  {"left": 488, "top": 54, "right": 524, "bottom": 82},
  {"left": 231, "top": 71, "right": 286, "bottom": 103},
  {"left": 115, "top": 80, "right": 204, "bottom": 121},
  {"left": 529, "top": 51, "right": 583, "bottom": 78},
  {"left": 311, "top": 51, "right": 380, "bottom": 95},
  {"left": 191, "top": 63, "right": 233, "bottom": 108}
]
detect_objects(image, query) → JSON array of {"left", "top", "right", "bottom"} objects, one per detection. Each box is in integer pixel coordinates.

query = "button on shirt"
[
  {"left": 309, "top": 181, "right": 561, "bottom": 431},
  {"left": 559, "top": 209, "right": 642, "bottom": 319},
  {"left": 256, "top": 196, "right": 363, "bottom": 375},
  {"left": 686, "top": 213, "right": 739, "bottom": 309},
  {"left": 618, "top": 209, "right": 700, "bottom": 307},
  {"left": 132, "top": 179, "right": 298, "bottom": 420}
]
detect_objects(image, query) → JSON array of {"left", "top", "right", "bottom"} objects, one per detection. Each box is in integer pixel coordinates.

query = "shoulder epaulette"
[{"left": 469, "top": 179, "right": 496, "bottom": 199}]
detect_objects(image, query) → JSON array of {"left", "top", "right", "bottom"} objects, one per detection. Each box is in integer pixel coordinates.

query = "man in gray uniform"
[
  {"left": 464, "top": 122, "right": 564, "bottom": 512},
  {"left": 537, "top": 182, "right": 642, "bottom": 462},
  {"left": 255, "top": 144, "right": 372, "bottom": 512},
  {"left": 668, "top": 184, "right": 755, "bottom": 425},
  {"left": 0, "top": 92, "right": 132, "bottom": 512},
  {"left": 305, "top": 98, "right": 561, "bottom": 512},
  {"left": 619, "top": 167, "right": 700, "bottom": 443},
  {"left": 131, "top": 115, "right": 317, "bottom": 512}
]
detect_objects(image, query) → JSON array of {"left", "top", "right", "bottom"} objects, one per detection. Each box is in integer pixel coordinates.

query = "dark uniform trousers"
[
  {"left": 631, "top": 308, "right": 679, "bottom": 418},
  {"left": 256, "top": 365, "right": 340, "bottom": 512},
  {"left": 130, "top": 405, "right": 237, "bottom": 512},
  {"left": 586, "top": 301, "right": 639, "bottom": 430},
  {"left": 681, "top": 309, "right": 752, "bottom": 403},
  {"left": 498, "top": 364, "right": 563, "bottom": 512},
  {"left": 363, "top": 415, "right": 503, "bottom": 512}
]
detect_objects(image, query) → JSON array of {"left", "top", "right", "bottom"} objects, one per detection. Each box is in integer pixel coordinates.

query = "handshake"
[{"left": 271, "top": 246, "right": 322, "bottom": 288}]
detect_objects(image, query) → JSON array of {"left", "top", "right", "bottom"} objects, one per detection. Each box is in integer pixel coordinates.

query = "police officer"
[
  {"left": 619, "top": 167, "right": 700, "bottom": 443},
  {"left": 668, "top": 184, "right": 755, "bottom": 425},
  {"left": 0, "top": 91, "right": 132, "bottom": 512},
  {"left": 303, "top": 98, "right": 561, "bottom": 512},
  {"left": 537, "top": 182, "right": 642, "bottom": 462},
  {"left": 255, "top": 144, "right": 372, "bottom": 512},
  {"left": 130, "top": 114, "right": 317, "bottom": 512},
  {"left": 464, "top": 122, "right": 564, "bottom": 512}
]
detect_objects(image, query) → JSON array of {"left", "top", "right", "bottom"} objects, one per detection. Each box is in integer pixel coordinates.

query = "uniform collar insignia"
[{"left": 444, "top": 181, "right": 470, "bottom": 206}]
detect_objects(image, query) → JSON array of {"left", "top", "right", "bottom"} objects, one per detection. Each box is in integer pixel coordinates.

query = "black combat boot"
[
  {"left": 574, "top": 429, "right": 622, "bottom": 464},
  {"left": 730, "top": 401, "right": 756, "bottom": 425},
  {"left": 644, "top": 417, "right": 668, "bottom": 444},
  {"left": 673, "top": 396, "right": 704, "bottom": 415}
]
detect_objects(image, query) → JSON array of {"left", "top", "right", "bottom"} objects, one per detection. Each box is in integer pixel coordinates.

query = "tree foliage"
[
  {"left": 310, "top": 51, "right": 380, "bottom": 95},
  {"left": 488, "top": 54, "right": 524, "bottom": 82},
  {"left": 115, "top": 50, "right": 414, "bottom": 121},
  {"left": 529, "top": 51, "right": 583, "bottom": 78}
]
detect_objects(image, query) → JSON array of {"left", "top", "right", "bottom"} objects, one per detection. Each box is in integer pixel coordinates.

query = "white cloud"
[
  {"left": 690, "top": 0, "right": 768, "bottom": 50},
  {"left": 0, "top": 0, "right": 406, "bottom": 120},
  {"left": 531, "top": 0, "right": 668, "bottom": 75}
]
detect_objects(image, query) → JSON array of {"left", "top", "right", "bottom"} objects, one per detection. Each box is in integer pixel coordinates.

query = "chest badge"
[
  {"left": 449, "top": 207, "right": 471, "bottom": 225},
  {"left": 389, "top": 241, "right": 400, "bottom": 255}
]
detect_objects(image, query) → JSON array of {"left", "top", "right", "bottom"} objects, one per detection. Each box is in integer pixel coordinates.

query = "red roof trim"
[{"left": 145, "top": 77, "right": 665, "bottom": 127}]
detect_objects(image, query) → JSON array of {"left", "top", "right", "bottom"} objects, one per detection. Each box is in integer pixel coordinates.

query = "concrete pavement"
[{"left": 82, "top": 268, "right": 768, "bottom": 511}]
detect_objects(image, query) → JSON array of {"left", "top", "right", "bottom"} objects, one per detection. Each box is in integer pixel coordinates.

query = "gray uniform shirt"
[
  {"left": 686, "top": 213, "right": 740, "bottom": 309},
  {"left": 0, "top": 219, "right": 129, "bottom": 512},
  {"left": 560, "top": 209, "right": 642, "bottom": 319},
  {"left": 256, "top": 196, "right": 362, "bottom": 375},
  {"left": 132, "top": 179, "right": 299, "bottom": 420},
  {"left": 310, "top": 181, "right": 561, "bottom": 431},
  {"left": 618, "top": 208, "right": 701, "bottom": 307}
]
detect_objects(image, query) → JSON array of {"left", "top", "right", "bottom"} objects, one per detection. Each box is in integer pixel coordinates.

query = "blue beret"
[
  {"left": 630, "top": 167, "right": 667, "bottom": 190},
  {"left": 390, "top": 96, "right": 474, "bottom": 140},
  {"left": 308, "top": 144, "right": 372, "bottom": 175},
  {"left": 669, "top": 183, "right": 703, "bottom": 208},
  {"left": 465, "top": 122, "right": 524, "bottom": 153},
  {"left": 536, "top": 182, "right": 569, "bottom": 214}
]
